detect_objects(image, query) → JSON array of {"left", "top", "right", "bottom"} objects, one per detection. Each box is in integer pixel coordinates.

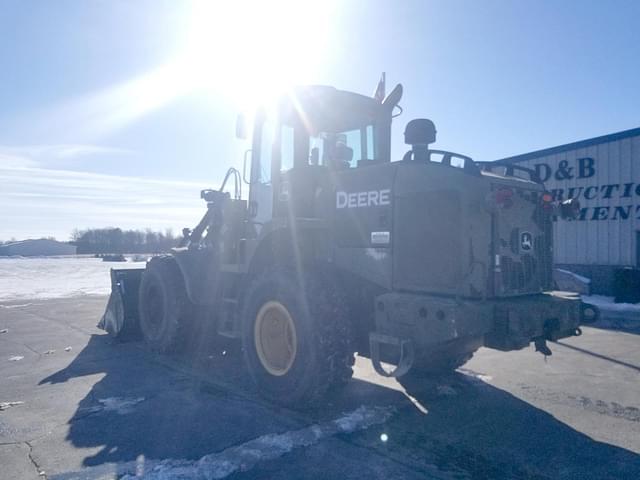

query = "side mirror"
[{"left": 236, "top": 113, "right": 248, "bottom": 139}]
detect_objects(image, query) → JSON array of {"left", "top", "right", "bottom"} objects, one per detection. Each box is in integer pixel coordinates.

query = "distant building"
[
  {"left": 0, "top": 239, "right": 77, "bottom": 256},
  {"left": 498, "top": 127, "right": 640, "bottom": 294}
]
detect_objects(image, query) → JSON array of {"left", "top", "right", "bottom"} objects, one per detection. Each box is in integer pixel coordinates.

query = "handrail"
[
  {"left": 476, "top": 161, "right": 543, "bottom": 184},
  {"left": 401, "top": 149, "right": 481, "bottom": 175}
]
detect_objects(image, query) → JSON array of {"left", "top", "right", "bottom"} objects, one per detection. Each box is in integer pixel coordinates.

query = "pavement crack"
[
  {"left": 25, "top": 441, "right": 46, "bottom": 478},
  {"left": 0, "top": 335, "right": 43, "bottom": 361},
  {"left": 30, "top": 311, "right": 96, "bottom": 337},
  {"left": 23, "top": 343, "right": 44, "bottom": 360}
]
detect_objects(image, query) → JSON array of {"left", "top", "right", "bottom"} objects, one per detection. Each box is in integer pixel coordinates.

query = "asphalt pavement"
[{"left": 1, "top": 296, "right": 639, "bottom": 479}]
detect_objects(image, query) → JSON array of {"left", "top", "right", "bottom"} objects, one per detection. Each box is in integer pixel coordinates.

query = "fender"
[{"left": 247, "top": 220, "right": 332, "bottom": 277}]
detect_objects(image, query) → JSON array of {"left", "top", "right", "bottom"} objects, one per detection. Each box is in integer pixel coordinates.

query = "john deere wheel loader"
[{"left": 100, "top": 83, "right": 591, "bottom": 406}]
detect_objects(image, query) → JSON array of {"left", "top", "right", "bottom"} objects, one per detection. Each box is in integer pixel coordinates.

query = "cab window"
[
  {"left": 257, "top": 119, "right": 275, "bottom": 184},
  {"left": 306, "top": 125, "right": 376, "bottom": 169},
  {"left": 280, "top": 125, "right": 295, "bottom": 172}
]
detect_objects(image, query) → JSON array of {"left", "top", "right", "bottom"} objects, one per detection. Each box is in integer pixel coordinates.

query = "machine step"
[{"left": 217, "top": 297, "right": 241, "bottom": 338}]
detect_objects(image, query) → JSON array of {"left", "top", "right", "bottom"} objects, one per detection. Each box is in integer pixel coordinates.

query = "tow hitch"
[
  {"left": 534, "top": 325, "right": 583, "bottom": 357},
  {"left": 369, "top": 333, "right": 415, "bottom": 377},
  {"left": 534, "top": 337, "right": 553, "bottom": 356}
]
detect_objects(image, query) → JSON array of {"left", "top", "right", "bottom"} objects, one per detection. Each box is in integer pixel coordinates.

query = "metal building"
[
  {"left": 497, "top": 127, "right": 640, "bottom": 294},
  {"left": 0, "top": 239, "right": 77, "bottom": 256}
]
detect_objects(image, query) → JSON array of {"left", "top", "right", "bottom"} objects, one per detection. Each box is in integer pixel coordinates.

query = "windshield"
[{"left": 307, "top": 124, "right": 376, "bottom": 169}]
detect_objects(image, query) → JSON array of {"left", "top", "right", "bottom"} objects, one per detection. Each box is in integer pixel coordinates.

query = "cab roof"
[{"left": 278, "top": 86, "right": 386, "bottom": 133}]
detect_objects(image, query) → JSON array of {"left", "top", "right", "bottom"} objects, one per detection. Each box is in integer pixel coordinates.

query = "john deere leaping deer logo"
[{"left": 520, "top": 231, "right": 533, "bottom": 251}]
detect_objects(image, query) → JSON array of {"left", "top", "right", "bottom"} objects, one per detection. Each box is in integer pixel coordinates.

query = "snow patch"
[
  {"left": 0, "top": 303, "right": 34, "bottom": 309},
  {"left": 0, "top": 401, "right": 24, "bottom": 411},
  {"left": 557, "top": 268, "right": 591, "bottom": 284},
  {"left": 98, "top": 397, "right": 145, "bottom": 415},
  {"left": 459, "top": 368, "right": 493, "bottom": 382},
  {"left": 554, "top": 268, "right": 591, "bottom": 294},
  {"left": 582, "top": 295, "right": 640, "bottom": 314},
  {"left": 8, "top": 355, "right": 24, "bottom": 361},
  {"left": 112, "top": 405, "right": 395, "bottom": 480},
  {"left": 333, "top": 405, "right": 392, "bottom": 433},
  {"left": 0, "top": 257, "right": 144, "bottom": 301}
]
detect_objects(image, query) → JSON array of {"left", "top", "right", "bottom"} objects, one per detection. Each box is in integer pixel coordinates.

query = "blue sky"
[{"left": 1, "top": 0, "right": 639, "bottom": 240}]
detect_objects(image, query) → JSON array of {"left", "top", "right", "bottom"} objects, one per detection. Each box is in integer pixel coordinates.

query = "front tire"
[
  {"left": 138, "top": 257, "right": 189, "bottom": 353},
  {"left": 241, "top": 268, "right": 354, "bottom": 407}
]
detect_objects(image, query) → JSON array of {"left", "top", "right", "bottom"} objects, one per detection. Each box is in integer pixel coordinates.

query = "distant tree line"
[{"left": 70, "top": 228, "right": 180, "bottom": 254}]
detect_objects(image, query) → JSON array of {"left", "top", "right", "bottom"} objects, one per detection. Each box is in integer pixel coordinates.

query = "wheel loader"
[{"left": 100, "top": 83, "right": 591, "bottom": 405}]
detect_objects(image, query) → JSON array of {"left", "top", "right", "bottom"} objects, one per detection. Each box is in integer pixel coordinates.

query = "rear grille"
[
  {"left": 491, "top": 182, "right": 554, "bottom": 296},
  {"left": 500, "top": 235, "right": 547, "bottom": 294}
]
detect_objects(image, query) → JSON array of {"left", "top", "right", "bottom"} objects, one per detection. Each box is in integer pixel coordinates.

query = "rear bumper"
[{"left": 373, "top": 290, "right": 582, "bottom": 352}]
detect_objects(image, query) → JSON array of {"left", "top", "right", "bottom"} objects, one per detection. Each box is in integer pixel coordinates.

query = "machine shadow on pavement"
[
  {"left": 40, "top": 332, "right": 640, "bottom": 479},
  {"left": 553, "top": 339, "right": 640, "bottom": 373},
  {"left": 385, "top": 372, "right": 640, "bottom": 479}
]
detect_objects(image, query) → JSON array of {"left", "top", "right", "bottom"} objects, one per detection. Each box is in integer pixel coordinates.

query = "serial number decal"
[{"left": 336, "top": 189, "right": 391, "bottom": 209}]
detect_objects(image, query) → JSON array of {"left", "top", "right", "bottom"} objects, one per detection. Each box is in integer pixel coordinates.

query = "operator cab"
[{"left": 245, "top": 85, "right": 401, "bottom": 224}]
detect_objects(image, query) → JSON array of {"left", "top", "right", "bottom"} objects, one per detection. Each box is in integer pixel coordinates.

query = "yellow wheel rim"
[{"left": 254, "top": 301, "right": 297, "bottom": 376}]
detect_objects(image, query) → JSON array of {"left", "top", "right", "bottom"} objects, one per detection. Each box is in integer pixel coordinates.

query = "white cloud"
[
  {"left": 0, "top": 143, "right": 133, "bottom": 169},
  {"left": 0, "top": 165, "right": 208, "bottom": 241},
  {"left": 0, "top": 151, "right": 38, "bottom": 168}
]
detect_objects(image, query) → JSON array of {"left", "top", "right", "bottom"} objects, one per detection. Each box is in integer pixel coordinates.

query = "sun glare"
[
  {"left": 36, "top": 0, "right": 337, "bottom": 142},
  {"left": 177, "top": 0, "right": 336, "bottom": 110}
]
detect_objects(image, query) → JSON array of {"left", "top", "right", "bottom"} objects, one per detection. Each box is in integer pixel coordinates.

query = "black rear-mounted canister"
[{"left": 580, "top": 302, "right": 600, "bottom": 324}]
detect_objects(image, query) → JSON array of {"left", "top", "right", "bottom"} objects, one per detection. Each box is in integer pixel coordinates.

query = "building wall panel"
[{"left": 498, "top": 130, "right": 640, "bottom": 269}]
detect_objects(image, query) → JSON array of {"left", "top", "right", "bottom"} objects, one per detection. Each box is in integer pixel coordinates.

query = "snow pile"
[
  {"left": 0, "top": 257, "right": 144, "bottom": 301},
  {"left": 557, "top": 268, "right": 591, "bottom": 285},
  {"left": 582, "top": 295, "right": 640, "bottom": 314},
  {"left": 118, "top": 405, "right": 395, "bottom": 480},
  {"left": 554, "top": 268, "right": 591, "bottom": 295},
  {"left": 582, "top": 295, "right": 640, "bottom": 331}
]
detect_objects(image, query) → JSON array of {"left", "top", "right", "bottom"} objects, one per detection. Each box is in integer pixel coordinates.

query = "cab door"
[{"left": 248, "top": 114, "right": 275, "bottom": 233}]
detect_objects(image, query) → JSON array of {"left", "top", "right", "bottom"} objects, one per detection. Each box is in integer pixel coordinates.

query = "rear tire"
[
  {"left": 138, "top": 257, "right": 189, "bottom": 353},
  {"left": 241, "top": 268, "right": 354, "bottom": 407}
]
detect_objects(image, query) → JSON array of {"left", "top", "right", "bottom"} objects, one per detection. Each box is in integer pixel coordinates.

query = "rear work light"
[
  {"left": 557, "top": 198, "right": 581, "bottom": 219},
  {"left": 495, "top": 187, "right": 514, "bottom": 208}
]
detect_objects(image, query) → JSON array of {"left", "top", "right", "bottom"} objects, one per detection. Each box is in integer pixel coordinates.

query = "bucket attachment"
[
  {"left": 98, "top": 269, "right": 143, "bottom": 340},
  {"left": 369, "top": 332, "right": 415, "bottom": 378}
]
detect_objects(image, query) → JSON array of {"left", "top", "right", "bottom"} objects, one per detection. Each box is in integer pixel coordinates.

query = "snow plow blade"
[{"left": 98, "top": 268, "right": 143, "bottom": 340}]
